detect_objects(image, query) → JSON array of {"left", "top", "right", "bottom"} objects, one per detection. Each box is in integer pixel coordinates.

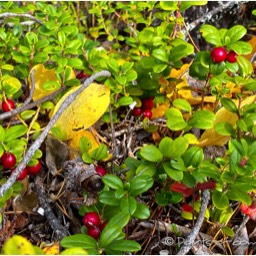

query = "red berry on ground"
[
  {"left": 226, "top": 50, "right": 237, "bottom": 63},
  {"left": 27, "top": 161, "right": 42, "bottom": 175},
  {"left": 100, "top": 220, "right": 108, "bottom": 231},
  {"left": 143, "top": 109, "right": 152, "bottom": 119},
  {"left": 2, "top": 99, "right": 15, "bottom": 112},
  {"left": 1, "top": 152, "right": 16, "bottom": 169},
  {"left": 11, "top": 168, "right": 28, "bottom": 181},
  {"left": 82, "top": 212, "right": 101, "bottom": 228},
  {"left": 210, "top": 47, "right": 227, "bottom": 63},
  {"left": 95, "top": 166, "right": 107, "bottom": 176},
  {"left": 142, "top": 98, "right": 154, "bottom": 110},
  {"left": 132, "top": 107, "right": 142, "bottom": 116},
  {"left": 87, "top": 227, "right": 101, "bottom": 239}
]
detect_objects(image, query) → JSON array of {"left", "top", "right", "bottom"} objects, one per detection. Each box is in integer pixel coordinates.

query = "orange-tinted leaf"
[{"left": 42, "top": 242, "right": 60, "bottom": 255}]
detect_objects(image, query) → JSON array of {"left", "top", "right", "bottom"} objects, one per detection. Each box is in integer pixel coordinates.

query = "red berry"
[
  {"left": 226, "top": 50, "right": 237, "bottom": 63},
  {"left": 1, "top": 152, "right": 16, "bottom": 169},
  {"left": 142, "top": 98, "right": 154, "bottom": 110},
  {"left": 11, "top": 168, "right": 28, "bottom": 181},
  {"left": 181, "top": 204, "right": 194, "bottom": 213},
  {"left": 132, "top": 107, "right": 142, "bottom": 116},
  {"left": 241, "top": 202, "right": 256, "bottom": 220},
  {"left": 2, "top": 99, "right": 15, "bottom": 112},
  {"left": 100, "top": 220, "right": 108, "bottom": 231},
  {"left": 87, "top": 227, "right": 101, "bottom": 239},
  {"left": 143, "top": 109, "right": 152, "bottom": 119},
  {"left": 76, "top": 71, "right": 89, "bottom": 79},
  {"left": 210, "top": 47, "right": 227, "bottom": 63},
  {"left": 82, "top": 212, "right": 101, "bottom": 228},
  {"left": 27, "top": 161, "right": 42, "bottom": 175},
  {"left": 240, "top": 157, "right": 247, "bottom": 167},
  {"left": 95, "top": 166, "right": 107, "bottom": 176}
]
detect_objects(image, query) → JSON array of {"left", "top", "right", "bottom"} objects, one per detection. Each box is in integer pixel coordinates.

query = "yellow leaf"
[
  {"left": 199, "top": 95, "right": 256, "bottom": 147},
  {"left": 51, "top": 83, "right": 110, "bottom": 140},
  {"left": 68, "top": 130, "right": 100, "bottom": 159},
  {"left": 61, "top": 247, "right": 88, "bottom": 255},
  {"left": 28, "top": 64, "right": 76, "bottom": 101},
  {"left": 169, "top": 63, "right": 190, "bottom": 79},
  {"left": 244, "top": 36, "right": 256, "bottom": 61},
  {"left": 42, "top": 242, "right": 60, "bottom": 255},
  {"left": 2, "top": 235, "right": 38, "bottom": 255},
  {"left": 151, "top": 101, "right": 170, "bottom": 119}
]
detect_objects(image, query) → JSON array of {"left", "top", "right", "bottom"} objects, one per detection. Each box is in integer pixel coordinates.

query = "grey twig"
[
  {"left": 0, "top": 86, "right": 67, "bottom": 121},
  {"left": 24, "top": 69, "right": 36, "bottom": 106},
  {"left": 176, "top": 189, "right": 210, "bottom": 255},
  {"left": 34, "top": 176, "right": 69, "bottom": 240},
  {"left": 0, "top": 12, "right": 44, "bottom": 26},
  {"left": 0, "top": 70, "right": 111, "bottom": 198}
]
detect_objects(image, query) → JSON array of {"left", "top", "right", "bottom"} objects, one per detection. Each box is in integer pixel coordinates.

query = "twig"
[
  {"left": 34, "top": 176, "right": 69, "bottom": 240},
  {"left": 0, "top": 86, "right": 67, "bottom": 121},
  {"left": 24, "top": 69, "right": 36, "bottom": 106},
  {"left": 0, "top": 70, "right": 111, "bottom": 198},
  {"left": 0, "top": 12, "right": 44, "bottom": 26},
  {"left": 176, "top": 189, "right": 210, "bottom": 255}
]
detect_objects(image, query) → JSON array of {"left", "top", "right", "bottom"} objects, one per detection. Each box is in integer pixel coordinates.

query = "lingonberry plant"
[{"left": 0, "top": 1, "right": 256, "bottom": 255}]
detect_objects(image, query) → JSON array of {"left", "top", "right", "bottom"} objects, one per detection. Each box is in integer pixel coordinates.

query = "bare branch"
[
  {"left": 0, "top": 70, "right": 111, "bottom": 198},
  {"left": 0, "top": 12, "right": 44, "bottom": 26},
  {"left": 176, "top": 189, "right": 210, "bottom": 255}
]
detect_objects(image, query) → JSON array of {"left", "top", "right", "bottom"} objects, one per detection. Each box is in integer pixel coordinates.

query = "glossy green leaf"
[
  {"left": 128, "top": 175, "right": 154, "bottom": 197},
  {"left": 226, "top": 25, "right": 246, "bottom": 43},
  {"left": 140, "top": 145, "right": 163, "bottom": 162},
  {"left": 221, "top": 98, "right": 237, "bottom": 113},
  {"left": 182, "top": 146, "right": 204, "bottom": 168},
  {"left": 188, "top": 110, "right": 215, "bottom": 129},
  {"left": 163, "top": 162, "right": 183, "bottom": 181},
  {"left": 200, "top": 25, "right": 222, "bottom": 46},
  {"left": 212, "top": 190, "right": 229, "bottom": 209},
  {"left": 58, "top": 31, "right": 66, "bottom": 48},
  {"left": 152, "top": 48, "right": 168, "bottom": 63},
  {"left": 102, "top": 174, "right": 124, "bottom": 190},
  {"left": 165, "top": 108, "right": 187, "bottom": 131},
  {"left": 237, "top": 56, "right": 253, "bottom": 77},
  {"left": 135, "top": 163, "right": 157, "bottom": 176},
  {"left": 60, "top": 234, "right": 97, "bottom": 249},
  {"left": 99, "top": 191, "right": 120, "bottom": 206},
  {"left": 120, "top": 196, "right": 137, "bottom": 215},
  {"left": 172, "top": 98, "right": 191, "bottom": 112},
  {"left": 106, "top": 239, "right": 141, "bottom": 252},
  {"left": 0, "top": 126, "right": 6, "bottom": 141},
  {"left": 91, "top": 144, "right": 108, "bottom": 161},
  {"left": 132, "top": 202, "right": 150, "bottom": 219},
  {"left": 5, "top": 125, "right": 27, "bottom": 142}
]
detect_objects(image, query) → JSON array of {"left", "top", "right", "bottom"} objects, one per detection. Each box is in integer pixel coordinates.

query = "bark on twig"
[
  {"left": 176, "top": 190, "right": 210, "bottom": 255},
  {"left": 34, "top": 176, "right": 69, "bottom": 240},
  {"left": 0, "top": 12, "right": 44, "bottom": 26},
  {"left": 0, "top": 70, "right": 111, "bottom": 198}
]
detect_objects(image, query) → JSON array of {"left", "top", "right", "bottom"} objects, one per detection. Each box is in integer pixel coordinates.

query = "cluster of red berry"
[
  {"left": 1, "top": 152, "right": 42, "bottom": 180},
  {"left": 82, "top": 212, "right": 108, "bottom": 239},
  {"left": 210, "top": 47, "right": 237, "bottom": 63},
  {"left": 132, "top": 97, "right": 154, "bottom": 119}
]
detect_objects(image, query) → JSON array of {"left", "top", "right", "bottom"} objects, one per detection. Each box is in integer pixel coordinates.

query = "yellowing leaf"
[
  {"left": 28, "top": 64, "right": 76, "bottom": 101},
  {"left": 199, "top": 95, "right": 256, "bottom": 147},
  {"left": 151, "top": 101, "right": 170, "bottom": 119},
  {"left": 68, "top": 130, "right": 100, "bottom": 159},
  {"left": 42, "top": 242, "right": 60, "bottom": 255},
  {"left": 2, "top": 235, "right": 39, "bottom": 255},
  {"left": 244, "top": 36, "right": 256, "bottom": 61},
  {"left": 51, "top": 83, "right": 110, "bottom": 140},
  {"left": 169, "top": 63, "right": 190, "bottom": 79},
  {"left": 61, "top": 247, "right": 88, "bottom": 255}
]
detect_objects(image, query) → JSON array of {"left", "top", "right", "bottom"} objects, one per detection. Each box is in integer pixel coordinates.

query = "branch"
[
  {"left": 176, "top": 189, "right": 210, "bottom": 255},
  {"left": 0, "top": 12, "right": 44, "bottom": 26},
  {"left": 0, "top": 70, "right": 111, "bottom": 198}
]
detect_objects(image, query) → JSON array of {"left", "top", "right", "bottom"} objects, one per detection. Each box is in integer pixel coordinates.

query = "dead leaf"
[{"left": 42, "top": 242, "right": 60, "bottom": 255}]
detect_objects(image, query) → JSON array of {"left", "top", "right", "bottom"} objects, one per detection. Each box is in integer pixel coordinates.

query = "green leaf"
[
  {"left": 179, "top": 1, "right": 207, "bottom": 12},
  {"left": 126, "top": 70, "right": 137, "bottom": 82},
  {"left": 42, "top": 80, "right": 60, "bottom": 91},
  {"left": 153, "top": 64, "right": 168, "bottom": 73},
  {"left": 99, "top": 191, "right": 120, "bottom": 206},
  {"left": 120, "top": 196, "right": 137, "bottom": 215},
  {"left": 67, "top": 58, "right": 83, "bottom": 69},
  {"left": 60, "top": 234, "right": 97, "bottom": 249},
  {"left": 159, "top": 137, "right": 173, "bottom": 157},
  {"left": 152, "top": 48, "right": 168, "bottom": 63},
  {"left": 135, "top": 163, "right": 157, "bottom": 176},
  {"left": 20, "top": 110, "right": 36, "bottom": 120},
  {"left": 212, "top": 190, "right": 229, "bottom": 209},
  {"left": 182, "top": 146, "right": 204, "bottom": 168},
  {"left": 226, "top": 25, "right": 246, "bottom": 43},
  {"left": 172, "top": 99, "right": 191, "bottom": 112},
  {"left": 107, "top": 58, "right": 119, "bottom": 74},
  {"left": 100, "top": 212, "right": 130, "bottom": 247},
  {"left": 200, "top": 25, "right": 222, "bottom": 46},
  {"left": 26, "top": 32, "right": 38, "bottom": 45},
  {"left": 132, "top": 202, "right": 150, "bottom": 219},
  {"left": 106, "top": 240, "right": 141, "bottom": 252},
  {"left": 221, "top": 226, "right": 235, "bottom": 237},
  {"left": 58, "top": 31, "right": 66, "bottom": 48},
  {"left": 214, "top": 122, "right": 236, "bottom": 136},
  {"left": 128, "top": 175, "right": 154, "bottom": 197},
  {"left": 0, "top": 126, "right": 6, "bottom": 141},
  {"left": 159, "top": 1, "right": 178, "bottom": 11},
  {"left": 209, "top": 61, "right": 226, "bottom": 76},
  {"left": 140, "top": 145, "right": 163, "bottom": 162},
  {"left": 60, "top": 248, "right": 89, "bottom": 255},
  {"left": 91, "top": 144, "right": 108, "bottom": 161},
  {"left": 79, "top": 136, "right": 92, "bottom": 153},
  {"left": 221, "top": 98, "right": 237, "bottom": 113},
  {"left": 165, "top": 108, "right": 187, "bottom": 131},
  {"left": 5, "top": 125, "right": 27, "bottom": 142},
  {"left": 102, "top": 174, "right": 123, "bottom": 190},
  {"left": 163, "top": 162, "right": 183, "bottom": 181},
  {"left": 237, "top": 56, "right": 253, "bottom": 77},
  {"left": 117, "top": 96, "right": 133, "bottom": 106},
  {"left": 226, "top": 186, "right": 251, "bottom": 205},
  {"left": 188, "top": 110, "right": 215, "bottom": 129}
]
